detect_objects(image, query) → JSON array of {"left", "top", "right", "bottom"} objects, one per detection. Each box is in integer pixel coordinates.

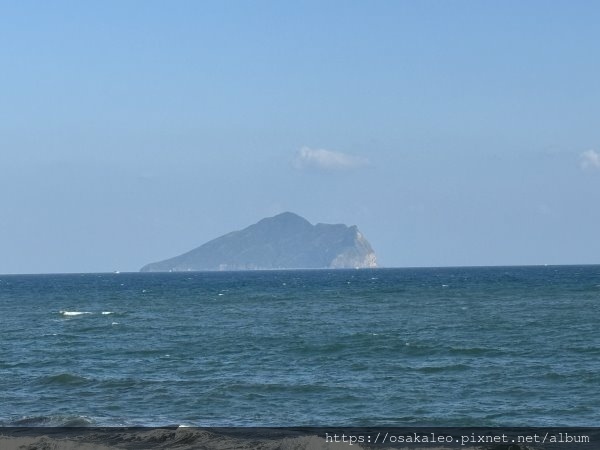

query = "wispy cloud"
[
  {"left": 580, "top": 150, "right": 600, "bottom": 170},
  {"left": 293, "top": 147, "right": 369, "bottom": 171}
]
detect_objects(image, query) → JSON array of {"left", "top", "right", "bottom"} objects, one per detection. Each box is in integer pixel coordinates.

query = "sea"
[{"left": 1, "top": 266, "right": 599, "bottom": 428}]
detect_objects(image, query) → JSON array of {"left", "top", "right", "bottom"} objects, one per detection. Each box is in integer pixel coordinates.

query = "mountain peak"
[{"left": 262, "top": 211, "right": 310, "bottom": 224}]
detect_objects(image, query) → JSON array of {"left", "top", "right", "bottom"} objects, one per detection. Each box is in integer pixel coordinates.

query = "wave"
[
  {"left": 567, "top": 345, "right": 600, "bottom": 355},
  {"left": 447, "top": 346, "right": 506, "bottom": 357},
  {"left": 38, "top": 373, "right": 90, "bottom": 386},
  {"left": 10, "top": 414, "right": 95, "bottom": 426},
  {"left": 4, "top": 426, "right": 600, "bottom": 449},
  {"left": 0, "top": 427, "right": 352, "bottom": 449},
  {"left": 412, "top": 363, "right": 470, "bottom": 373},
  {"left": 59, "top": 310, "right": 120, "bottom": 317}
]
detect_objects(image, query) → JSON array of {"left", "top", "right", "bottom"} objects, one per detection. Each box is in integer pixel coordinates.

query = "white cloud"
[
  {"left": 580, "top": 150, "right": 600, "bottom": 170},
  {"left": 293, "top": 146, "right": 369, "bottom": 171}
]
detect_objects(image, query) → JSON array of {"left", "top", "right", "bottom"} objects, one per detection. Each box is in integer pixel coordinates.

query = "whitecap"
[
  {"left": 60, "top": 311, "right": 92, "bottom": 316},
  {"left": 101, "top": 311, "right": 114, "bottom": 315}
]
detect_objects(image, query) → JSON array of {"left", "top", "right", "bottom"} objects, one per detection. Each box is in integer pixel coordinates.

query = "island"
[{"left": 140, "top": 212, "right": 377, "bottom": 272}]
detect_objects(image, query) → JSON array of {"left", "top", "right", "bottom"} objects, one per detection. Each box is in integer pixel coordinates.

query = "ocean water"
[{"left": 1, "top": 266, "right": 599, "bottom": 427}]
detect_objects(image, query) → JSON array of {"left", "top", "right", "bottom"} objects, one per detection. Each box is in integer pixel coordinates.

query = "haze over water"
[{"left": 1, "top": 266, "right": 599, "bottom": 427}]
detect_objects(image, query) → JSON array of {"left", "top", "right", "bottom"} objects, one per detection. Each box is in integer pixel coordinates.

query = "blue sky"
[{"left": 1, "top": 1, "right": 599, "bottom": 273}]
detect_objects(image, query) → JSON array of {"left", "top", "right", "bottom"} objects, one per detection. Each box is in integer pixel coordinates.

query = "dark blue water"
[{"left": 1, "top": 266, "right": 599, "bottom": 426}]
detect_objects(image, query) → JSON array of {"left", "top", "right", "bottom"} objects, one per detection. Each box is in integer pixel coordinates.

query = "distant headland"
[{"left": 140, "top": 212, "right": 377, "bottom": 272}]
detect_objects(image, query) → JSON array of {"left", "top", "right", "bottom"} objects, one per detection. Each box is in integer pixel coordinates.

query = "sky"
[{"left": 1, "top": 1, "right": 599, "bottom": 274}]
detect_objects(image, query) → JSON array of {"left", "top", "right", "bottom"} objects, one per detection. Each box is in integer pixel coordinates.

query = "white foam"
[
  {"left": 60, "top": 311, "right": 91, "bottom": 316},
  {"left": 101, "top": 311, "right": 114, "bottom": 315}
]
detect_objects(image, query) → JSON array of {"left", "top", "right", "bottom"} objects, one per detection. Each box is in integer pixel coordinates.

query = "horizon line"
[{"left": 1, "top": 262, "right": 599, "bottom": 277}]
